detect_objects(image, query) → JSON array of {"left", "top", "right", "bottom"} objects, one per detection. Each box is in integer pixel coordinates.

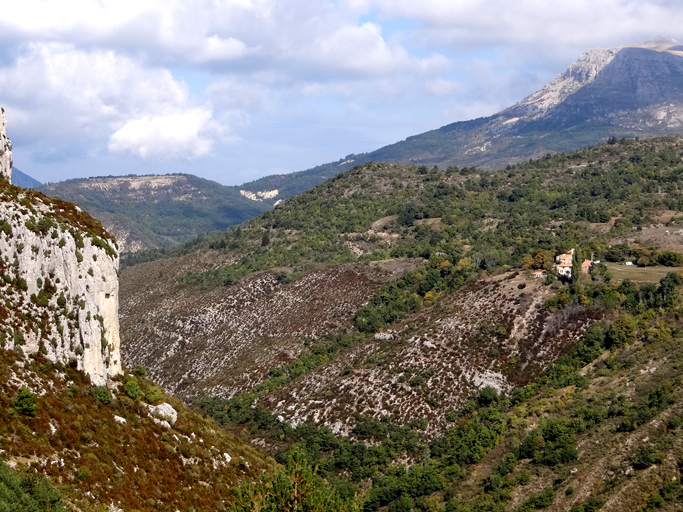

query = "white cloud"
[
  {"left": 4, "top": 0, "right": 683, "bottom": 182},
  {"left": 0, "top": 42, "right": 221, "bottom": 162},
  {"left": 313, "top": 22, "right": 409, "bottom": 76},
  {"left": 197, "top": 36, "right": 249, "bottom": 63},
  {"left": 108, "top": 109, "right": 214, "bottom": 159}
]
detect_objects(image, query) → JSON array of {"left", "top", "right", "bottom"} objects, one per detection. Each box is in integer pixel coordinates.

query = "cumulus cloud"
[
  {"left": 3, "top": 0, "right": 683, "bottom": 181},
  {"left": 0, "top": 42, "right": 220, "bottom": 162},
  {"left": 108, "top": 109, "right": 214, "bottom": 159}
]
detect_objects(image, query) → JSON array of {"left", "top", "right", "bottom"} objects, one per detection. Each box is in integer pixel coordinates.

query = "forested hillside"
[
  {"left": 37, "top": 174, "right": 270, "bottom": 252},
  {"left": 115, "top": 137, "right": 683, "bottom": 510}
]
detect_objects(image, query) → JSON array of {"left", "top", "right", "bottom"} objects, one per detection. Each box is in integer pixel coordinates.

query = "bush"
[
  {"left": 0, "top": 459, "right": 66, "bottom": 512},
  {"left": 14, "top": 387, "right": 37, "bottom": 418},
  {"left": 229, "top": 449, "right": 359, "bottom": 512},
  {"left": 605, "top": 314, "right": 637, "bottom": 349},
  {"left": 477, "top": 386, "right": 499, "bottom": 407},
  {"left": 632, "top": 446, "right": 663, "bottom": 469},
  {"left": 92, "top": 386, "right": 112, "bottom": 405},
  {"left": 388, "top": 496, "right": 413, "bottom": 512},
  {"left": 519, "top": 419, "right": 578, "bottom": 466},
  {"left": 657, "top": 250, "right": 683, "bottom": 267},
  {"left": 133, "top": 365, "right": 147, "bottom": 377},
  {"left": 124, "top": 378, "right": 141, "bottom": 400},
  {"left": 145, "top": 386, "right": 163, "bottom": 404},
  {"left": 75, "top": 467, "right": 90, "bottom": 481}
]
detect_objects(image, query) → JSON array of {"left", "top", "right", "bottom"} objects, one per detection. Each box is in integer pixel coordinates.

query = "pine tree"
[{"left": 572, "top": 247, "right": 582, "bottom": 283}]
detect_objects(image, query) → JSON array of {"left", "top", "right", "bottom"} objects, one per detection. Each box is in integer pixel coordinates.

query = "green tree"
[
  {"left": 572, "top": 247, "right": 582, "bottom": 283},
  {"left": 0, "top": 459, "right": 66, "bottom": 512},
  {"left": 229, "top": 450, "right": 360, "bottom": 512},
  {"left": 606, "top": 314, "right": 637, "bottom": 349},
  {"left": 124, "top": 378, "right": 141, "bottom": 400},
  {"left": 14, "top": 387, "right": 37, "bottom": 418},
  {"left": 92, "top": 386, "right": 112, "bottom": 405}
]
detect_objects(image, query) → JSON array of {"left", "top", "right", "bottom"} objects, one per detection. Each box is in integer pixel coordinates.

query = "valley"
[{"left": 9, "top": 37, "right": 683, "bottom": 512}]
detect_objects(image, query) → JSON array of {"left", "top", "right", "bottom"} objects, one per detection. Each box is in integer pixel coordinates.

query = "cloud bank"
[{"left": 0, "top": 0, "right": 681, "bottom": 182}]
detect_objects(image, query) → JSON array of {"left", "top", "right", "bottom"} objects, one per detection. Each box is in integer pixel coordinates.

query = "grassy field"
[{"left": 605, "top": 262, "right": 683, "bottom": 283}]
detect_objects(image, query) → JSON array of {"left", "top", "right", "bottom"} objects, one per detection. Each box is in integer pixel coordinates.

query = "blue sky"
[{"left": 1, "top": 0, "right": 682, "bottom": 186}]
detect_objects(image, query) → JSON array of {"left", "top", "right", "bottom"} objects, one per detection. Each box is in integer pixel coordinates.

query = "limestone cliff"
[
  {"left": 0, "top": 189, "right": 122, "bottom": 385},
  {"left": 0, "top": 188, "right": 122, "bottom": 385},
  {"left": 0, "top": 108, "right": 11, "bottom": 183},
  {"left": 0, "top": 108, "right": 121, "bottom": 385}
]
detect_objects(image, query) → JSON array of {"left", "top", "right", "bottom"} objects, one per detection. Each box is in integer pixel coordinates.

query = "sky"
[{"left": 1, "top": 1, "right": 683, "bottom": 186}]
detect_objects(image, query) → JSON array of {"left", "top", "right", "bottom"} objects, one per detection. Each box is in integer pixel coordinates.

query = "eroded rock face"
[
  {"left": 0, "top": 195, "right": 121, "bottom": 385},
  {"left": 0, "top": 109, "right": 120, "bottom": 385},
  {"left": 0, "top": 108, "right": 11, "bottom": 183}
]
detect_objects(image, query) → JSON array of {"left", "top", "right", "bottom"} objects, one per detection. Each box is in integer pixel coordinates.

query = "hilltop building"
[{"left": 552, "top": 248, "right": 593, "bottom": 278}]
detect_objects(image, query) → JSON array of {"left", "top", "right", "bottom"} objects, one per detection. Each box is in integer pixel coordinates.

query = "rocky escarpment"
[
  {"left": 0, "top": 108, "right": 121, "bottom": 385},
  {"left": 0, "top": 189, "right": 121, "bottom": 387},
  {"left": 0, "top": 108, "right": 11, "bottom": 183},
  {"left": 256, "top": 272, "right": 599, "bottom": 439},
  {"left": 120, "top": 256, "right": 416, "bottom": 400}
]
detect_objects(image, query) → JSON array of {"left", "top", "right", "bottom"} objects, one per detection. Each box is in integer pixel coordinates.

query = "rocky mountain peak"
[
  {"left": 0, "top": 107, "right": 11, "bottom": 184},
  {"left": 507, "top": 48, "right": 617, "bottom": 119}
]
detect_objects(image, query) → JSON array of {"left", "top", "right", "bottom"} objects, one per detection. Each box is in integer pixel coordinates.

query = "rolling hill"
[{"left": 115, "top": 136, "right": 683, "bottom": 511}]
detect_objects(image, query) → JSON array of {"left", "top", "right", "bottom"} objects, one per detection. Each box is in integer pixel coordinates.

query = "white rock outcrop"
[
  {"left": 145, "top": 402, "right": 178, "bottom": 425},
  {"left": 0, "top": 198, "right": 122, "bottom": 385},
  {"left": 0, "top": 108, "right": 11, "bottom": 183},
  {"left": 0, "top": 106, "right": 121, "bottom": 386}
]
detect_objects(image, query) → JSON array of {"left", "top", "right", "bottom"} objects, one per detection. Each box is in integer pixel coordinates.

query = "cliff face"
[
  {"left": 0, "top": 189, "right": 122, "bottom": 385},
  {"left": 0, "top": 108, "right": 121, "bottom": 385},
  {"left": 0, "top": 108, "right": 11, "bottom": 183}
]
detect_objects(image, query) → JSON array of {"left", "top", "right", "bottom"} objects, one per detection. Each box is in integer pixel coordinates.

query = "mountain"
[
  {"left": 12, "top": 167, "right": 41, "bottom": 188},
  {"left": 39, "top": 39, "right": 683, "bottom": 255},
  {"left": 319, "top": 38, "right": 683, "bottom": 172},
  {"left": 116, "top": 137, "right": 683, "bottom": 511},
  {"left": 119, "top": 136, "right": 683, "bottom": 414},
  {"left": 36, "top": 174, "right": 271, "bottom": 252},
  {"left": 237, "top": 38, "right": 683, "bottom": 204}
]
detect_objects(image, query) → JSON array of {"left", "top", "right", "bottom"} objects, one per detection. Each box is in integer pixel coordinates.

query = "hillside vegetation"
[
  {"left": 114, "top": 137, "right": 683, "bottom": 511},
  {"left": 0, "top": 349, "right": 284, "bottom": 511},
  {"left": 37, "top": 174, "right": 270, "bottom": 252}
]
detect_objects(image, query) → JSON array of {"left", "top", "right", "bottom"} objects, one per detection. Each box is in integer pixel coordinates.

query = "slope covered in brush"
[
  {"left": 115, "top": 137, "right": 683, "bottom": 511},
  {"left": 120, "top": 137, "right": 683, "bottom": 405}
]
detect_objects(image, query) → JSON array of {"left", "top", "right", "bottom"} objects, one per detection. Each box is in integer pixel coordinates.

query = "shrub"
[
  {"left": 145, "top": 386, "right": 163, "bottom": 404},
  {"left": 0, "top": 459, "right": 66, "bottom": 511},
  {"left": 14, "top": 387, "right": 37, "bottom": 418},
  {"left": 632, "top": 446, "right": 663, "bottom": 469},
  {"left": 605, "top": 314, "right": 637, "bottom": 349},
  {"left": 76, "top": 466, "right": 90, "bottom": 481},
  {"left": 92, "top": 386, "right": 112, "bottom": 404},
  {"left": 229, "top": 449, "right": 359, "bottom": 512},
  {"left": 657, "top": 250, "right": 683, "bottom": 267},
  {"left": 124, "top": 378, "right": 141, "bottom": 400},
  {"left": 388, "top": 496, "right": 412, "bottom": 512},
  {"left": 133, "top": 365, "right": 147, "bottom": 377},
  {"left": 477, "top": 386, "right": 499, "bottom": 407}
]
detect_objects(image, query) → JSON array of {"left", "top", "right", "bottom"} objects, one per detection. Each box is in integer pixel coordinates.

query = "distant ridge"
[
  {"left": 12, "top": 167, "right": 41, "bottom": 189},
  {"left": 235, "top": 39, "right": 683, "bottom": 202},
  {"left": 42, "top": 39, "right": 683, "bottom": 252}
]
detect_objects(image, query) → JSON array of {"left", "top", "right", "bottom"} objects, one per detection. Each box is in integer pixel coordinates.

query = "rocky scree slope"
[
  {"left": 120, "top": 256, "right": 416, "bottom": 400},
  {"left": 256, "top": 272, "right": 599, "bottom": 439}
]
